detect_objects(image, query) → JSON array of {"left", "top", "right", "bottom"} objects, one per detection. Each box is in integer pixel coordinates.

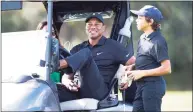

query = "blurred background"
[{"left": 1, "top": 1, "right": 192, "bottom": 111}]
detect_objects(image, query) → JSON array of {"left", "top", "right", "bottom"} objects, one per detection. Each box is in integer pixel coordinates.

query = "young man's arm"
[
  {"left": 120, "top": 59, "right": 171, "bottom": 90},
  {"left": 144, "top": 60, "right": 171, "bottom": 76},
  {"left": 127, "top": 59, "right": 171, "bottom": 81}
]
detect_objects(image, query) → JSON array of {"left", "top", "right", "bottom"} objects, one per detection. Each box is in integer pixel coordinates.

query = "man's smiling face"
[{"left": 85, "top": 18, "right": 105, "bottom": 40}]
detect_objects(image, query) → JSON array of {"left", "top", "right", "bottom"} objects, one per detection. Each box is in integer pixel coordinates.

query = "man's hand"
[
  {"left": 119, "top": 74, "right": 133, "bottom": 90},
  {"left": 125, "top": 56, "right": 136, "bottom": 65},
  {"left": 59, "top": 59, "right": 68, "bottom": 69},
  {"left": 117, "top": 63, "right": 136, "bottom": 90},
  {"left": 125, "top": 64, "right": 135, "bottom": 71},
  {"left": 119, "top": 70, "right": 145, "bottom": 90},
  {"left": 62, "top": 74, "right": 79, "bottom": 92},
  {"left": 127, "top": 70, "right": 146, "bottom": 81}
]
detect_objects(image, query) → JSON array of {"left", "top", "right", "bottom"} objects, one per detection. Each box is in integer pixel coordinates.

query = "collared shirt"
[
  {"left": 70, "top": 36, "right": 132, "bottom": 84},
  {"left": 135, "top": 30, "right": 169, "bottom": 81}
]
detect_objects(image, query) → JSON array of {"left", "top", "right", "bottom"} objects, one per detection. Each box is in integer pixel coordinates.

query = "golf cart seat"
[{"left": 60, "top": 64, "right": 126, "bottom": 111}]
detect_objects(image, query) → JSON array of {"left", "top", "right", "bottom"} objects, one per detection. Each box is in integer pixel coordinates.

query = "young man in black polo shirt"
[
  {"left": 122, "top": 5, "right": 171, "bottom": 111},
  {"left": 57, "top": 14, "right": 135, "bottom": 102}
]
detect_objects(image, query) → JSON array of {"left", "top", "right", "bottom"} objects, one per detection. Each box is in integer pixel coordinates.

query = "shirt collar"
[
  {"left": 84, "top": 36, "right": 107, "bottom": 46},
  {"left": 141, "top": 30, "right": 161, "bottom": 41}
]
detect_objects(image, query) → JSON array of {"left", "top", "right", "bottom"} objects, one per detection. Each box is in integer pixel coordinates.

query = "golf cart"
[{"left": 2, "top": 1, "right": 135, "bottom": 111}]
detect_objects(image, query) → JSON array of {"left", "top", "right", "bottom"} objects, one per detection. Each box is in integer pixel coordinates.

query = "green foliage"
[
  {"left": 2, "top": 11, "right": 29, "bottom": 32},
  {"left": 1, "top": 2, "right": 46, "bottom": 33}
]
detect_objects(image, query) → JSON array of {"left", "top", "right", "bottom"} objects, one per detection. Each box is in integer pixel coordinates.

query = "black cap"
[{"left": 85, "top": 13, "right": 104, "bottom": 24}]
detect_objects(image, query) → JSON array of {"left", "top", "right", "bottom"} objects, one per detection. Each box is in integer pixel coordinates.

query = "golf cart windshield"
[
  {"left": 58, "top": 10, "right": 115, "bottom": 50},
  {"left": 57, "top": 11, "right": 114, "bottom": 22}
]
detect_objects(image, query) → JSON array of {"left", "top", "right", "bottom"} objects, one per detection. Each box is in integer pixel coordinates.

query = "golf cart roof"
[
  {"left": 51, "top": 1, "right": 120, "bottom": 13},
  {"left": 43, "top": 1, "right": 130, "bottom": 41},
  {"left": 42, "top": 1, "right": 125, "bottom": 22}
]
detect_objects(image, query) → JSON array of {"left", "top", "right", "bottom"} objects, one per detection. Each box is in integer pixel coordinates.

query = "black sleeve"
[
  {"left": 59, "top": 46, "right": 71, "bottom": 60},
  {"left": 152, "top": 39, "right": 169, "bottom": 62},
  {"left": 59, "top": 45, "right": 81, "bottom": 74},
  {"left": 115, "top": 43, "right": 132, "bottom": 65},
  {"left": 70, "top": 45, "right": 80, "bottom": 55}
]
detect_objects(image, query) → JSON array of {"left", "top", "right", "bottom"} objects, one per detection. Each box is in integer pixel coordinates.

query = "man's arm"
[
  {"left": 118, "top": 56, "right": 135, "bottom": 90},
  {"left": 59, "top": 44, "right": 80, "bottom": 69},
  {"left": 125, "top": 56, "right": 136, "bottom": 66},
  {"left": 60, "top": 59, "right": 68, "bottom": 69}
]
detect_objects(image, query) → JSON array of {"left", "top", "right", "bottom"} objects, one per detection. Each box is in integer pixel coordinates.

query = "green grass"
[
  {"left": 162, "top": 91, "right": 192, "bottom": 111},
  {"left": 118, "top": 90, "right": 192, "bottom": 111}
]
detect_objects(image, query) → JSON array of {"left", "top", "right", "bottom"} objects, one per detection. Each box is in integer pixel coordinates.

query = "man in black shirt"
[{"left": 57, "top": 13, "right": 135, "bottom": 102}]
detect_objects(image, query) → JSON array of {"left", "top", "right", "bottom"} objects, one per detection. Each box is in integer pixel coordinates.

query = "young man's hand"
[{"left": 127, "top": 70, "right": 146, "bottom": 81}]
